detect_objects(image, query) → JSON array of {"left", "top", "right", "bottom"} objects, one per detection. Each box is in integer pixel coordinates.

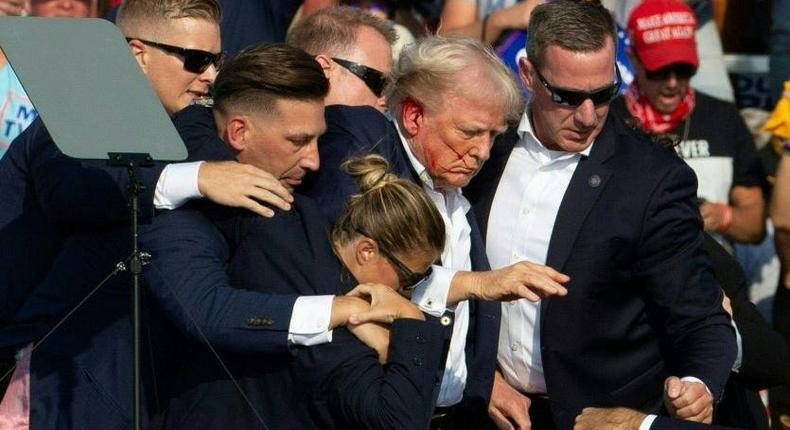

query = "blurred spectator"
[
  {"left": 771, "top": 0, "right": 790, "bottom": 104},
  {"left": 438, "top": 0, "right": 541, "bottom": 45},
  {"left": 0, "top": 0, "right": 95, "bottom": 157},
  {"left": 767, "top": 87, "right": 790, "bottom": 430},
  {"left": 612, "top": 0, "right": 766, "bottom": 248},
  {"left": 0, "top": 0, "right": 23, "bottom": 15},
  {"left": 607, "top": 0, "right": 735, "bottom": 102},
  {"left": 0, "top": 53, "right": 34, "bottom": 157}
]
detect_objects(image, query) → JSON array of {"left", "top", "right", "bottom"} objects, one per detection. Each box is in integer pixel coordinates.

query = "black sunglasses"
[
  {"left": 332, "top": 57, "right": 388, "bottom": 98},
  {"left": 534, "top": 66, "right": 621, "bottom": 107},
  {"left": 644, "top": 63, "right": 697, "bottom": 82},
  {"left": 127, "top": 37, "right": 225, "bottom": 74},
  {"left": 355, "top": 228, "right": 433, "bottom": 291}
]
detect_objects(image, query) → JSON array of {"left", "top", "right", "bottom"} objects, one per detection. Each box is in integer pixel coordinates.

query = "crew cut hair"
[
  {"left": 213, "top": 43, "right": 329, "bottom": 117},
  {"left": 387, "top": 36, "right": 522, "bottom": 124},
  {"left": 527, "top": 0, "right": 616, "bottom": 70},
  {"left": 286, "top": 6, "right": 397, "bottom": 57},
  {"left": 116, "top": 0, "right": 222, "bottom": 34}
]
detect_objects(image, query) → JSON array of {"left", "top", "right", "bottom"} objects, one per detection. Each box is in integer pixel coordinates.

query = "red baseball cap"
[{"left": 627, "top": 0, "right": 699, "bottom": 72}]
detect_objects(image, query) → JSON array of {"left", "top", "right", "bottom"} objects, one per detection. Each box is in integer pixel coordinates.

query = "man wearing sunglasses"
[
  {"left": 610, "top": 0, "right": 766, "bottom": 250},
  {"left": 465, "top": 1, "right": 735, "bottom": 429},
  {"left": 287, "top": 6, "right": 395, "bottom": 113}
]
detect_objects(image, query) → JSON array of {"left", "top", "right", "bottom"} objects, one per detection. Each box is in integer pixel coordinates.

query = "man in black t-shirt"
[{"left": 611, "top": 0, "right": 766, "bottom": 248}]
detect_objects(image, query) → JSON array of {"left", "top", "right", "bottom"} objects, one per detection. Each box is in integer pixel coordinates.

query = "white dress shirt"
[
  {"left": 487, "top": 111, "right": 591, "bottom": 394},
  {"left": 397, "top": 124, "right": 471, "bottom": 407},
  {"left": 488, "top": 113, "right": 713, "bottom": 429},
  {"left": 152, "top": 161, "right": 335, "bottom": 345}
]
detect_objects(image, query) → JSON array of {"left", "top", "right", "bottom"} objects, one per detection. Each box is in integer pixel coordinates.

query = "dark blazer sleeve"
[
  {"left": 297, "top": 318, "right": 446, "bottom": 430},
  {"left": 702, "top": 234, "right": 790, "bottom": 389},
  {"left": 140, "top": 208, "right": 298, "bottom": 354},
  {"left": 633, "top": 161, "right": 736, "bottom": 400}
]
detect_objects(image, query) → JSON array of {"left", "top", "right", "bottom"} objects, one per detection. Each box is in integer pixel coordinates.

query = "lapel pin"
[{"left": 588, "top": 174, "right": 602, "bottom": 188}]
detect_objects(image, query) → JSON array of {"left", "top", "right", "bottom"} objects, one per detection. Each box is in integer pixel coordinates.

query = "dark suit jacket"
[
  {"left": 0, "top": 117, "right": 163, "bottom": 335},
  {"left": 0, "top": 106, "right": 258, "bottom": 430},
  {"left": 465, "top": 112, "right": 736, "bottom": 429},
  {"left": 161, "top": 196, "right": 446, "bottom": 430},
  {"left": 702, "top": 233, "right": 790, "bottom": 430},
  {"left": 300, "top": 105, "right": 502, "bottom": 424}
]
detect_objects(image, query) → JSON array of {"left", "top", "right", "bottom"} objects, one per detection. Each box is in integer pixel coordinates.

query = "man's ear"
[
  {"left": 519, "top": 56, "right": 535, "bottom": 92},
  {"left": 400, "top": 97, "right": 424, "bottom": 137},
  {"left": 314, "top": 54, "right": 334, "bottom": 79},
  {"left": 126, "top": 38, "right": 148, "bottom": 71},
  {"left": 225, "top": 115, "right": 249, "bottom": 152}
]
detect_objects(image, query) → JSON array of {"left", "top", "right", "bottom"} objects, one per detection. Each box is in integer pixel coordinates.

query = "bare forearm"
[
  {"left": 725, "top": 201, "right": 766, "bottom": 243},
  {"left": 772, "top": 154, "right": 790, "bottom": 289}
]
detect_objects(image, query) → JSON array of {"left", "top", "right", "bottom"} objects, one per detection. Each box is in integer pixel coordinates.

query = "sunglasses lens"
[
  {"left": 183, "top": 52, "right": 213, "bottom": 73},
  {"left": 646, "top": 64, "right": 696, "bottom": 81},
  {"left": 364, "top": 74, "right": 386, "bottom": 97}
]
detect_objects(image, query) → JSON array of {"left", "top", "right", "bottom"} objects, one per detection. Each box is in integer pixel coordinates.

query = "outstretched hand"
[
  {"left": 450, "top": 261, "right": 569, "bottom": 305},
  {"left": 198, "top": 161, "right": 293, "bottom": 217},
  {"left": 346, "top": 283, "right": 425, "bottom": 324}
]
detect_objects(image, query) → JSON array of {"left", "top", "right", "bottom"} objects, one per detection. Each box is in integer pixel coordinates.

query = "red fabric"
[
  {"left": 623, "top": 82, "right": 696, "bottom": 133},
  {"left": 627, "top": 0, "right": 699, "bottom": 71}
]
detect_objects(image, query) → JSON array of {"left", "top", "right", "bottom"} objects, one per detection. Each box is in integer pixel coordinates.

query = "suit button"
[
  {"left": 246, "top": 317, "right": 256, "bottom": 326},
  {"left": 413, "top": 357, "right": 423, "bottom": 366},
  {"left": 440, "top": 315, "right": 452, "bottom": 326}
]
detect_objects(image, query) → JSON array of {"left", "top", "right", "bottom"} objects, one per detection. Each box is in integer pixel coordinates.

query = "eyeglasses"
[
  {"left": 331, "top": 57, "right": 388, "bottom": 98},
  {"left": 355, "top": 228, "right": 433, "bottom": 291},
  {"left": 644, "top": 63, "right": 696, "bottom": 82},
  {"left": 534, "top": 66, "right": 621, "bottom": 107},
  {"left": 126, "top": 37, "right": 225, "bottom": 74}
]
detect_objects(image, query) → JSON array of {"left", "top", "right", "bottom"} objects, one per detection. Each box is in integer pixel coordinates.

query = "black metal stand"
[{"left": 107, "top": 152, "right": 154, "bottom": 430}]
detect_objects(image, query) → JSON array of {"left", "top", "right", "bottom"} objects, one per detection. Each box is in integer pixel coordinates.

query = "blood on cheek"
[{"left": 426, "top": 139, "right": 472, "bottom": 173}]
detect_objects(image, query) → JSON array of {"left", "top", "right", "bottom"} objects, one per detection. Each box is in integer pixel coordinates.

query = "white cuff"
[
  {"left": 411, "top": 265, "right": 456, "bottom": 317},
  {"left": 639, "top": 414, "right": 657, "bottom": 430},
  {"left": 680, "top": 376, "right": 711, "bottom": 396},
  {"left": 287, "top": 295, "right": 334, "bottom": 346},
  {"left": 154, "top": 161, "right": 204, "bottom": 210}
]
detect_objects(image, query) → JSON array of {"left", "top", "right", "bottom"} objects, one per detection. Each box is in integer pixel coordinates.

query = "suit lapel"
[{"left": 541, "top": 117, "right": 619, "bottom": 318}]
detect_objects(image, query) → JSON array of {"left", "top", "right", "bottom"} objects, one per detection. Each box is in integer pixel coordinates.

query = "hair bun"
[{"left": 343, "top": 155, "right": 397, "bottom": 193}]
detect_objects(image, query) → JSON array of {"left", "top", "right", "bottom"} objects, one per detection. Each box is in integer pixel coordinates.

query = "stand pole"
[{"left": 108, "top": 152, "right": 153, "bottom": 430}]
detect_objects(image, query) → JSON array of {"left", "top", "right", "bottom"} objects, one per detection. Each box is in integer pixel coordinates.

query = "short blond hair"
[
  {"left": 388, "top": 36, "right": 522, "bottom": 124},
  {"left": 116, "top": 0, "right": 221, "bottom": 36}
]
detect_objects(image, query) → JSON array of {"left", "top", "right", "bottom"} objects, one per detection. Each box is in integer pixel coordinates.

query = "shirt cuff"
[
  {"left": 411, "top": 265, "right": 456, "bottom": 317},
  {"left": 732, "top": 319, "right": 743, "bottom": 372},
  {"left": 639, "top": 414, "right": 657, "bottom": 430},
  {"left": 154, "top": 161, "right": 204, "bottom": 210},
  {"left": 287, "top": 295, "right": 333, "bottom": 346},
  {"left": 680, "top": 376, "right": 712, "bottom": 396}
]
